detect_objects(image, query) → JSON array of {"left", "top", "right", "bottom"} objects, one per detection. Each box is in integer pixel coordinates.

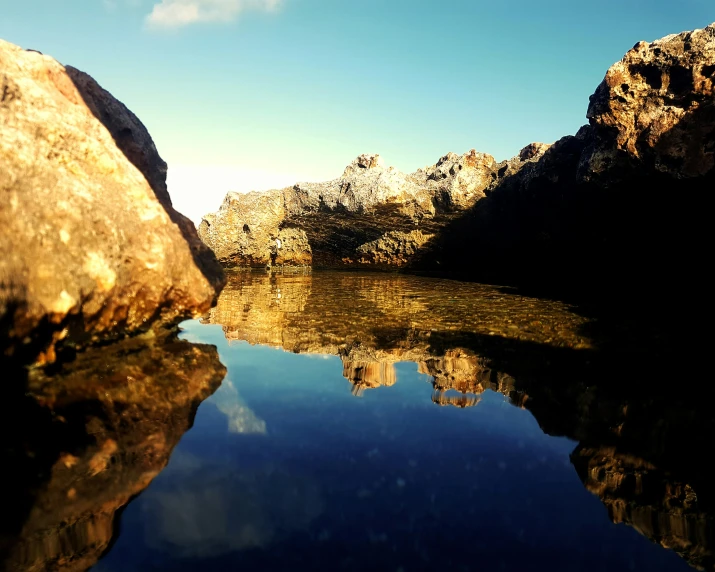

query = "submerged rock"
[
  {"left": 198, "top": 150, "right": 497, "bottom": 268},
  {"left": 0, "top": 40, "right": 224, "bottom": 365}
]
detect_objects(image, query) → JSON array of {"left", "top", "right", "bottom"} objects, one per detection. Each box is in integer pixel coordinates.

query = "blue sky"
[{"left": 1, "top": 0, "right": 712, "bottom": 222}]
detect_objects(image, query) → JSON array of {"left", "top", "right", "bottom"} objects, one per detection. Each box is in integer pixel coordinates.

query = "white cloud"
[{"left": 146, "top": 0, "right": 283, "bottom": 28}]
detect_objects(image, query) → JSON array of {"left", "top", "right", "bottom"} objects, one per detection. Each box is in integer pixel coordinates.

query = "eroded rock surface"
[
  {"left": 198, "top": 150, "right": 498, "bottom": 268},
  {"left": 0, "top": 40, "right": 224, "bottom": 365},
  {"left": 412, "top": 23, "right": 715, "bottom": 302},
  {"left": 585, "top": 24, "right": 715, "bottom": 179}
]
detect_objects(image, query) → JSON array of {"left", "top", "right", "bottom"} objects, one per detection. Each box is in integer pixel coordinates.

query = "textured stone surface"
[
  {"left": 423, "top": 149, "right": 497, "bottom": 209},
  {"left": 584, "top": 23, "right": 715, "bottom": 180},
  {"left": 0, "top": 330, "right": 226, "bottom": 571},
  {"left": 198, "top": 151, "right": 497, "bottom": 268},
  {"left": 412, "top": 22, "right": 714, "bottom": 302},
  {"left": 0, "top": 40, "right": 224, "bottom": 364}
]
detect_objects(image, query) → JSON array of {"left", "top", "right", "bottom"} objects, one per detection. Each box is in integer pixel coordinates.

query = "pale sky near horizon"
[{"left": 1, "top": 1, "right": 712, "bottom": 223}]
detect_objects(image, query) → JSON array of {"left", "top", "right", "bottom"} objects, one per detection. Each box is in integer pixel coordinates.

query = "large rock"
[
  {"left": 198, "top": 150, "right": 497, "bottom": 268},
  {"left": 411, "top": 23, "right": 714, "bottom": 303},
  {"left": 0, "top": 40, "right": 225, "bottom": 365},
  {"left": 584, "top": 23, "right": 715, "bottom": 180}
]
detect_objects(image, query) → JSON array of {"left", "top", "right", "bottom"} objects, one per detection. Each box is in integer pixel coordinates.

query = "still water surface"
[{"left": 2, "top": 271, "right": 710, "bottom": 572}]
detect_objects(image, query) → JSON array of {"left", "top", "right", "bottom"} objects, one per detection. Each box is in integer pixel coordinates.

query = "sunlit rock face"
[
  {"left": 411, "top": 23, "right": 715, "bottom": 302},
  {"left": 198, "top": 150, "right": 497, "bottom": 269},
  {"left": 0, "top": 331, "right": 226, "bottom": 572},
  {"left": 0, "top": 40, "right": 224, "bottom": 366},
  {"left": 585, "top": 23, "right": 715, "bottom": 179}
]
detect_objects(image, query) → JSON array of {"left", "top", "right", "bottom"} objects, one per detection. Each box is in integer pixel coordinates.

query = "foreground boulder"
[
  {"left": 0, "top": 40, "right": 225, "bottom": 365},
  {"left": 411, "top": 23, "right": 714, "bottom": 300},
  {"left": 198, "top": 150, "right": 505, "bottom": 268}
]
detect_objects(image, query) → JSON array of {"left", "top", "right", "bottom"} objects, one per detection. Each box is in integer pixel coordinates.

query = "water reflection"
[
  {"left": 0, "top": 330, "right": 226, "bottom": 572},
  {"left": 198, "top": 270, "right": 714, "bottom": 571}
]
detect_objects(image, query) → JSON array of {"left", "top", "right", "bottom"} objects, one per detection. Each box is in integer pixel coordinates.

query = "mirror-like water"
[{"left": 2, "top": 271, "right": 712, "bottom": 572}]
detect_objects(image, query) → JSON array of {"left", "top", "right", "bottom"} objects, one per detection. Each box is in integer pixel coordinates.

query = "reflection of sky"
[{"left": 95, "top": 320, "right": 691, "bottom": 572}]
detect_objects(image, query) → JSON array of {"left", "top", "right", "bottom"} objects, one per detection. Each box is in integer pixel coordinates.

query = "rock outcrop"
[
  {"left": 199, "top": 22, "right": 714, "bottom": 308},
  {"left": 411, "top": 23, "right": 715, "bottom": 303},
  {"left": 198, "top": 150, "right": 499, "bottom": 268},
  {"left": 0, "top": 40, "right": 225, "bottom": 366}
]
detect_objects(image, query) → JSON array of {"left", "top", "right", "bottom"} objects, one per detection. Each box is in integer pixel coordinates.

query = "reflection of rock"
[
  {"left": 0, "top": 40, "right": 224, "bottom": 366},
  {"left": 419, "top": 351, "right": 525, "bottom": 406},
  {"left": 342, "top": 359, "right": 397, "bottom": 396},
  {"left": 140, "top": 464, "right": 322, "bottom": 558},
  {"left": 572, "top": 446, "right": 714, "bottom": 571},
  {"left": 212, "top": 379, "right": 267, "bottom": 434},
  {"left": 203, "top": 271, "right": 592, "bottom": 403},
  {"left": 518, "top": 364, "right": 715, "bottom": 572},
  {"left": 0, "top": 330, "right": 226, "bottom": 572}
]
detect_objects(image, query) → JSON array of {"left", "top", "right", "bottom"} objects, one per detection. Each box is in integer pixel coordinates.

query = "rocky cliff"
[
  {"left": 199, "top": 22, "right": 713, "bottom": 306},
  {"left": 198, "top": 149, "right": 532, "bottom": 268},
  {"left": 411, "top": 22, "right": 715, "bottom": 301},
  {"left": 0, "top": 40, "right": 225, "bottom": 366}
]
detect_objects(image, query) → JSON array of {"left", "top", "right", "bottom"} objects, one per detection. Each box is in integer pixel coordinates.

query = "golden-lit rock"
[
  {"left": 0, "top": 39, "right": 224, "bottom": 366},
  {"left": 586, "top": 23, "right": 715, "bottom": 178}
]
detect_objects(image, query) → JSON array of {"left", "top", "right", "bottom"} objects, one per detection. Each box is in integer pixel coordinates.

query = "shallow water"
[{"left": 2, "top": 271, "right": 712, "bottom": 571}]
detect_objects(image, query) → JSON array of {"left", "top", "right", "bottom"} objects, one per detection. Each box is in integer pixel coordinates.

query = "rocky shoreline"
[{"left": 198, "top": 22, "right": 714, "bottom": 305}]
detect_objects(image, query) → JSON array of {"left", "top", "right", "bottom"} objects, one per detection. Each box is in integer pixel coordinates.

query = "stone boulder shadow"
[{"left": 65, "top": 67, "right": 225, "bottom": 293}]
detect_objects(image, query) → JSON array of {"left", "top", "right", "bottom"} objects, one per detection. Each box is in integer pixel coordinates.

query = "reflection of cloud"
[
  {"left": 141, "top": 468, "right": 322, "bottom": 557},
  {"left": 146, "top": 0, "right": 283, "bottom": 28},
  {"left": 212, "top": 379, "right": 266, "bottom": 434}
]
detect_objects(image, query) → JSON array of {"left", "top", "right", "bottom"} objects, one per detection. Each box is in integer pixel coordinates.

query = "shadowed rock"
[{"left": 411, "top": 23, "right": 714, "bottom": 305}]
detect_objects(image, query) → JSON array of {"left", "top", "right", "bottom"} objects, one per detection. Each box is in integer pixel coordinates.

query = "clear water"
[
  {"left": 2, "top": 271, "right": 709, "bottom": 572},
  {"left": 94, "top": 271, "right": 703, "bottom": 572}
]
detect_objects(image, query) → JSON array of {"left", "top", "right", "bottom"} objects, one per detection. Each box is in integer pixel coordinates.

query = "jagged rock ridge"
[{"left": 198, "top": 147, "right": 549, "bottom": 269}]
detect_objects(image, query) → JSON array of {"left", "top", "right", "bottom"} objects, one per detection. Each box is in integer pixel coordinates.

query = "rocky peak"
[
  {"left": 424, "top": 148, "right": 497, "bottom": 210},
  {"left": 585, "top": 21, "right": 715, "bottom": 179},
  {"left": 342, "top": 153, "right": 386, "bottom": 177}
]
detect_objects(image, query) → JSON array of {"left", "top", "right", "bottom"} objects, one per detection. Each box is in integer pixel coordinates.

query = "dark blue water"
[{"left": 92, "top": 317, "right": 692, "bottom": 572}]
